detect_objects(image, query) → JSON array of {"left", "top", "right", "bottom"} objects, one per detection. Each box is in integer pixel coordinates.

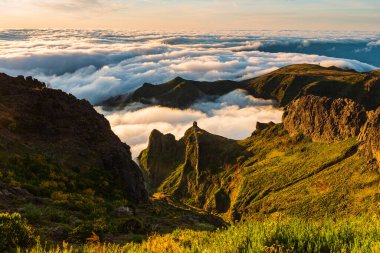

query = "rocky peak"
[
  {"left": 283, "top": 95, "right": 367, "bottom": 142},
  {"left": 140, "top": 123, "right": 251, "bottom": 211},
  {"left": 252, "top": 121, "right": 276, "bottom": 135},
  {"left": 139, "top": 129, "right": 185, "bottom": 191}
]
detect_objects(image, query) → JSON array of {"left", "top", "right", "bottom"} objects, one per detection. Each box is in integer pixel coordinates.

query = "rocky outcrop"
[
  {"left": 141, "top": 124, "right": 251, "bottom": 212},
  {"left": 252, "top": 121, "right": 276, "bottom": 135},
  {"left": 359, "top": 108, "right": 380, "bottom": 167},
  {"left": 283, "top": 95, "right": 367, "bottom": 142},
  {"left": 138, "top": 129, "right": 185, "bottom": 190},
  {"left": 0, "top": 73, "right": 147, "bottom": 203}
]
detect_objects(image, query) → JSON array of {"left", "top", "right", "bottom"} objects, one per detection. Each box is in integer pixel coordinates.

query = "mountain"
[
  {"left": 99, "top": 64, "right": 380, "bottom": 111},
  {"left": 0, "top": 73, "right": 147, "bottom": 204},
  {"left": 0, "top": 73, "right": 229, "bottom": 243},
  {"left": 245, "top": 64, "right": 380, "bottom": 110},
  {"left": 99, "top": 77, "right": 244, "bottom": 109},
  {"left": 140, "top": 92, "right": 380, "bottom": 221}
]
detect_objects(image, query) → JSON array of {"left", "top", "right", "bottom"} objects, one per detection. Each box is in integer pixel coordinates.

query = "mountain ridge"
[{"left": 99, "top": 64, "right": 380, "bottom": 111}]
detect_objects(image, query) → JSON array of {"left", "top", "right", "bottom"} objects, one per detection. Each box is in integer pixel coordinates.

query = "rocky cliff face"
[
  {"left": 359, "top": 108, "right": 380, "bottom": 167},
  {"left": 139, "top": 129, "right": 185, "bottom": 190},
  {"left": 283, "top": 95, "right": 368, "bottom": 142},
  {"left": 140, "top": 124, "right": 250, "bottom": 211},
  {"left": 0, "top": 73, "right": 147, "bottom": 203},
  {"left": 283, "top": 93, "right": 380, "bottom": 167}
]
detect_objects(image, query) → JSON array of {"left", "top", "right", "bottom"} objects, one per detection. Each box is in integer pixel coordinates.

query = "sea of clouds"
[
  {"left": 1, "top": 29, "right": 379, "bottom": 157},
  {"left": 97, "top": 90, "right": 283, "bottom": 157}
]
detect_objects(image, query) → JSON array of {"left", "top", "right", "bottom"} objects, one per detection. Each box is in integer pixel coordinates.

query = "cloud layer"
[
  {"left": 0, "top": 30, "right": 379, "bottom": 103},
  {"left": 98, "top": 90, "right": 283, "bottom": 158}
]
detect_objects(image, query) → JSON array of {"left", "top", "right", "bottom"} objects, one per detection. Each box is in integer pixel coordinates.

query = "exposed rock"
[
  {"left": 359, "top": 108, "right": 380, "bottom": 167},
  {"left": 114, "top": 206, "right": 135, "bottom": 217},
  {"left": 252, "top": 121, "right": 276, "bottom": 136},
  {"left": 0, "top": 73, "right": 147, "bottom": 204},
  {"left": 138, "top": 129, "right": 185, "bottom": 190},
  {"left": 0, "top": 181, "right": 32, "bottom": 201},
  {"left": 141, "top": 124, "right": 251, "bottom": 212},
  {"left": 283, "top": 95, "right": 367, "bottom": 142}
]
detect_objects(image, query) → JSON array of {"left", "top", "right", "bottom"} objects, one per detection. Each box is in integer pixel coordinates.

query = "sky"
[{"left": 1, "top": 0, "right": 380, "bottom": 31}]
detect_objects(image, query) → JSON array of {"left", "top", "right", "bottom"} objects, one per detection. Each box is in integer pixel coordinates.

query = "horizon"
[{"left": 2, "top": 0, "right": 380, "bottom": 31}]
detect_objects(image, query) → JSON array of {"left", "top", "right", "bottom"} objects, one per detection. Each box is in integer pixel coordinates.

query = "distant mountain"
[
  {"left": 99, "top": 64, "right": 380, "bottom": 111},
  {"left": 99, "top": 77, "right": 244, "bottom": 109},
  {"left": 245, "top": 64, "right": 380, "bottom": 110}
]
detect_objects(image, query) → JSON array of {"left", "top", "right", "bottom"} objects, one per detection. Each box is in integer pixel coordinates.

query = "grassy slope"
[
  {"left": 245, "top": 64, "right": 380, "bottom": 109},
  {"left": 156, "top": 124, "right": 379, "bottom": 222},
  {"left": 28, "top": 216, "right": 380, "bottom": 252}
]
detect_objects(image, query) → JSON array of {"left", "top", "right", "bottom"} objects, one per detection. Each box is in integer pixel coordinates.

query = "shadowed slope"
[{"left": 0, "top": 73, "right": 147, "bottom": 203}]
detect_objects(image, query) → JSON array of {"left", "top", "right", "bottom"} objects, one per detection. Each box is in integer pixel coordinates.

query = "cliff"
[
  {"left": 0, "top": 73, "right": 147, "bottom": 204},
  {"left": 283, "top": 95, "right": 367, "bottom": 142}
]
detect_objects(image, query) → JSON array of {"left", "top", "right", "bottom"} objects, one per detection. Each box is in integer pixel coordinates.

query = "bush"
[
  {"left": 0, "top": 212, "right": 36, "bottom": 251},
  {"left": 118, "top": 217, "right": 144, "bottom": 234}
]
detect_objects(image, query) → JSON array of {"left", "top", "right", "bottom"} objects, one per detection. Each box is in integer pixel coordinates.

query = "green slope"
[{"left": 141, "top": 122, "right": 379, "bottom": 222}]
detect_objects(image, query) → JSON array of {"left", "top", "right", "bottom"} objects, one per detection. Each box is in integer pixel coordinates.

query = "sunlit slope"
[
  {"left": 140, "top": 122, "right": 379, "bottom": 221},
  {"left": 245, "top": 64, "right": 380, "bottom": 109}
]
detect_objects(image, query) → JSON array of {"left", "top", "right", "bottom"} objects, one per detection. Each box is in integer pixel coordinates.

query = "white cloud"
[
  {"left": 0, "top": 30, "right": 378, "bottom": 104},
  {"left": 97, "top": 90, "right": 283, "bottom": 158}
]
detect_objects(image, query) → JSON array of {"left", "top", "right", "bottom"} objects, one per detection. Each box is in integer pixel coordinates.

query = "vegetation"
[
  {"left": 142, "top": 123, "right": 377, "bottom": 222},
  {"left": 245, "top": 64, "right": 380, "bottom": 109},
  {"left": 22, "top": 215, "right": 380, "bottom": 253},
  {"left": 0, "top": 212, "right": 36, "bottom": 251}
]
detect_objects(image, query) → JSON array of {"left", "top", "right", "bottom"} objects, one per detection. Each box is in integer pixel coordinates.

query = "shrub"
[
  {"left": 68, "top": 222, "right": 94, "bottom": 243},
  {"left": 118, "top": 217, "right": 144, "bottom": 234},
  {"left": 0, "top": 212, "right": 36, "bottom": 251}
]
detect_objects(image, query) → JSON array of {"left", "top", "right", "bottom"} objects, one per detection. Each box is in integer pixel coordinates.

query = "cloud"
[
  {"left": 0, "top": 30, "right": 379, "bottom": 103},
  {"left": 368, "top": 40, "right": 380, "bottom": 46},
  {"left": 97, "top": 90, "right": 283, "bottom": 158},
  {"left": 33, "top": 0, "right": 127, "bottom": 13}
]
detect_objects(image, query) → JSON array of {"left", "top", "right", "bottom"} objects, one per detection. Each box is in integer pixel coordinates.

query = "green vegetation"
[
  {"left": 0, "top": 152, "right": 123, "bottom": 199},
  {"left": 23, "top": 215, "right": 380, "bottom": 252},
  {"left": 245, "top": 64, "right": 380, "bottom": 110},
  {"left": 0, "top": 212, "right": 36, "bottom": 251},
  {"left": 141, "top": 123, "right": 380, "bottom": 222}
]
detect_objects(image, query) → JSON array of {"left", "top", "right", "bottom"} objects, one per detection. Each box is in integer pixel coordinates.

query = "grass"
[
  {"left": 150, "top": 123, "right": 378, "bottom": 222},
  {"left": 21, "top": 215, "right": 380, "bottom": 253}
]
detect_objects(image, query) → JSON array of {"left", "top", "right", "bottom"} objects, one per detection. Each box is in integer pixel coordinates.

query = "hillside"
[
  {"left": 140, "top": 92, "right": 380, "bottom": 221},
  {"left": 1, "top": 64, "right": 380, "bottom": 249},
  {"left": 0, "top": 73, "right": 225, "bottom": 243},
  {"left": 0, "top": 74, "right": 147, "bottom": 203},
  {"left": 245, "top": 64, "right": 380, "bottom": 110}
]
